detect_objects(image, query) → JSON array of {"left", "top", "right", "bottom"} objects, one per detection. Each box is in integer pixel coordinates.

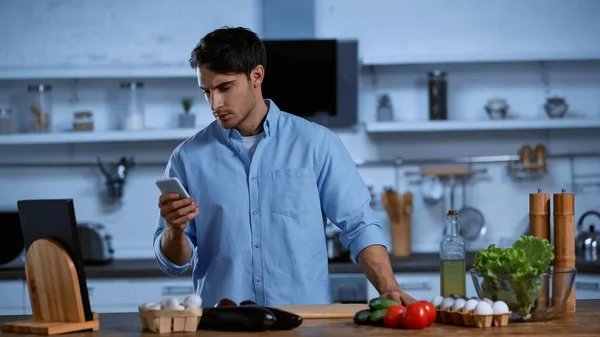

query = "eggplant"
[
  {"left": 239, "top": 300, "right": 303, "bottom": 330},
  {"left": 197, "top": 306, "right": 277, "bottom": 332}
]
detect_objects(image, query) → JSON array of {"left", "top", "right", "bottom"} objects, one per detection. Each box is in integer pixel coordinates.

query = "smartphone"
[{"left": 155, "top": 177, "right": 191, "bottom": 200}]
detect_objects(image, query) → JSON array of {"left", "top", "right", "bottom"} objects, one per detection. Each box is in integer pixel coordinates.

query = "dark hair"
[{"left": 189, "top": 26, "right": 266, "bottom": 77}]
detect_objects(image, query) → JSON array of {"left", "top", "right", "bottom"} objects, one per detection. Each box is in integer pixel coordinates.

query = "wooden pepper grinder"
[
  {"left": 552, "top": 189, "right": 576, "bottom": 314},
  {"left": 529, "top": 189, "right": 550, "bottom": 308}
]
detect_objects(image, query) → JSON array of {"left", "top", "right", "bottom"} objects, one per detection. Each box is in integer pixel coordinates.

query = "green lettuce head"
[{"left": 473, "top": 235, "right": 554, "bottom": 320}]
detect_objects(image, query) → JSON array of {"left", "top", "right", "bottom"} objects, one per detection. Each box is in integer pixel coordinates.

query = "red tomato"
[
  {"left": 402, "top": 302, "right": 433, "bottom": 329},
  {"left": 417, "top": 300, "right": 437, "bottom": 325},
  {"left": 383, "top": 305, "right": 405, "bottom": 328}
]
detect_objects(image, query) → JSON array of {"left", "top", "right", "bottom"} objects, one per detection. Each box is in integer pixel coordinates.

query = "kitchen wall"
[{"left": 0, "top": 0, "right": 599, "bottom": 258}]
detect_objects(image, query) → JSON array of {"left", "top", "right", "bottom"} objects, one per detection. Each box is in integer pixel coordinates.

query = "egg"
[
  {"left": 474, "top": 301, "right": 493, "bottom": 315},
  {"left": 183, "top": 294, "right": 203, "bottom": 308},
  {"left": 451, "top": 298, "right": 466, "bottom": 312},
  {"left": 492, "top": 301, "right": 510, "bottom": 314},
  {"left": 161, "top": 297, "right": 180, "bottom": 310},
  {"left": 177, "top": 305, "right": 186, "bottom": 310},
  {"left": 463, "top": 299, "right": 479, "bottom": 312},
  {"left": 440, "top": 297, "right": 455, "bottom": 310},
  {"left": 483, "top": 298, "right": 494, "bottom": 306},
  {"left": 431, "top": 295, "right": 444, "bottom": 309},
  {"left": 140, "top": 302, "right": 161, "bottom": 310}
]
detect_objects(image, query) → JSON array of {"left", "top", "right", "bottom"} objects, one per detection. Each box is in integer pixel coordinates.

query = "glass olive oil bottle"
[{"left": 440, "top": 210, "right": 466, "bottom": 297}]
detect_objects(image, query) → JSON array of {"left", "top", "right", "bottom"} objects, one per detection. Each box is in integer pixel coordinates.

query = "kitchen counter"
[
  {"left": 1, "top": 253, "right": 599, "bottom": 281},
  {"left": 0, "top": 300, "right": 599, "bottom": 336}
]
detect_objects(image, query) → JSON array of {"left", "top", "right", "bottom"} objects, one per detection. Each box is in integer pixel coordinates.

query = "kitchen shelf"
[
  {"left": 361, "top": 51, "right": 600, "bottom": 67},
  {"left": 0, "top": 128, "right": 203, "bottom": 145},
  {"left": 0, "top": 66, "right": 196, "bottom": 80},
  {"left": 365, "top": 118, "right": 600, "bottom": 134}
]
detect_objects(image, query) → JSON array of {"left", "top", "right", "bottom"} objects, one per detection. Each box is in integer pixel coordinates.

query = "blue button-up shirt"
[{"left": 153, "top": 99, "right": 387, "bottom": 307}]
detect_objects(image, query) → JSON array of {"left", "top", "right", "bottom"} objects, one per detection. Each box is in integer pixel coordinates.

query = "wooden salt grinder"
[
  {"left": 0, "top": 239, "right": 100, "bottom": 335},
  {"left": 529, "top": 189, "right": 550, "bottom": 308},
  {"left": 552, "top": 189, "right": 576, "bottom": 314}
]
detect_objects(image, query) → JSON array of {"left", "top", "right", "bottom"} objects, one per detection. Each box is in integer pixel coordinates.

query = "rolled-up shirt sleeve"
[
  {"left": 153, "top": 149, "right": 198, "bottom": 276},
  {"left": 316, "top": 131, "right": 388, "bottom": 261}
]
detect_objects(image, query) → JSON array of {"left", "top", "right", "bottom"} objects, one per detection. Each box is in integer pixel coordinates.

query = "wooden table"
[{"left": 1, "top": 300, "right": 599, "bottom": 336}]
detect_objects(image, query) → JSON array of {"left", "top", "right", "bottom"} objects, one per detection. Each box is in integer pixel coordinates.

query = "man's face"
[{"left": 197, "top": 66, "right": 255, "bottom": 130}]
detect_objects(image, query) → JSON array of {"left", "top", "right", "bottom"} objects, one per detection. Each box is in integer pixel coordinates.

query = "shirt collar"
[{"left": 217, "top": 99, "right": 281, "bottom": 143}]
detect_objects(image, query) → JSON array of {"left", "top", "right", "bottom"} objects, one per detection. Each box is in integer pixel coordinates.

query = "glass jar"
[
  {"left": 119, "top": 81, "right": 145, "bottom": 131},
  {"left": 73, "top": 111, "right": 94, "bottom": 131},
  {"left": 0, "top": 107, "right": 13, "bottom": 134},
  {"left": 27, "top": 84, "right": 53, "bottom": 133},
  {"left": 428, "top": 70, "right": 447, "bottom": 120}
]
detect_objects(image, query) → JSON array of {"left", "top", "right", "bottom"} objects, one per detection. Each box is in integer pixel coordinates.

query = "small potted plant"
[{"left": 178, "top": 97, "right": 196, "bottom": 128}]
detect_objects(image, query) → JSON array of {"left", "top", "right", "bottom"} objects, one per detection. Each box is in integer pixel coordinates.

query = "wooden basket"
[{"left": 139, "top": 307, "right": 203, "bottom": 334}]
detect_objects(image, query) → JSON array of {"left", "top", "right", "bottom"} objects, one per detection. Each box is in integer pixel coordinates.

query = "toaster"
[{"left": 77, "top": 222, "right": 114, "bottom": 265}]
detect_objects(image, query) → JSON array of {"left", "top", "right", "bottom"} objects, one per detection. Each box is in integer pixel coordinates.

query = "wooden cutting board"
[{"left": 273, "top": 304, "right": 368, "bottom": 319}]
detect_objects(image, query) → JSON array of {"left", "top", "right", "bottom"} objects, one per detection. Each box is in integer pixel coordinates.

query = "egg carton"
[
  {"left": 138, "top": 307, "right": 203, "bottom": 333},
  {"left": 436, "top": 308, "right": 511, "bottom": 328}
]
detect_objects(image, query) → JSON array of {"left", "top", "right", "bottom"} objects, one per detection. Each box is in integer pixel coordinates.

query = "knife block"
[{"left": 1, "top": 238, "right": 99, "bottom": 335}]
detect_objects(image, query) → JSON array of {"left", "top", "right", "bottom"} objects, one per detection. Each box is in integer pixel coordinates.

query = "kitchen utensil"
[
  {"left": 553, "top": 189, "right": 576, "bottom": 314},
  {"left": 381, "top": 187, "right": 401, "bottom": 223},
  {"left": 382, "top": 188, "right": 412, "bottom": 257},
  {"left": 97, "top": 156, "right": 134, "bottom": 199},
  {"left": 485, "top": 98, "right": 509, "bottom": 119},
  {"left": 544, "top": 97, "right": 568, "bottom": 118},
  {"left": 457, "top": 180, "right": 486, "bottom": 241},
  {"left": 470, "top": 266, "right": 576, "bottom": 322},
  {"left": 420, "top": 166, "right": 486, "bottom": 177},
  {"left": 273, "top": 304, "right": 368, "bottom": 319},
  {"left": 421, "top": 175, "right": 444, "bottom": 205},
  {"left": 575, "top": 210, "right": 600, "bottom": 262}
]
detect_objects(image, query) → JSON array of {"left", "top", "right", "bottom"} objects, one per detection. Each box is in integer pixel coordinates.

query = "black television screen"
[{"left": 261, "top": 39, "right": 358, "bottom": 128}]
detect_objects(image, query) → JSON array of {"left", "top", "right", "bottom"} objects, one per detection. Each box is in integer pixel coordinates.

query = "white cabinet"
[
  {"left": 24, "top": 278, "right": 194, "bottom": 314},
  {"left": 0, "top": 280, "right": 25, "bottom": 315},
  {"left": 574, "top": 274, "right": 600, "bottom": 300}
]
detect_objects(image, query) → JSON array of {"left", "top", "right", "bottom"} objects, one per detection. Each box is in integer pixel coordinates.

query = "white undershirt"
[{"left": 241, "top": 132, "right": 264, "bottom": 159}]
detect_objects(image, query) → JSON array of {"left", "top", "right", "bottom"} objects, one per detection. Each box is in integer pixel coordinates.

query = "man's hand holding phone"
[
  {"left": 155, "top": 177, "right": 198, "bottom": 232},
  {"left": 158, "top": 194, "right": 199, "bottom": 232}
]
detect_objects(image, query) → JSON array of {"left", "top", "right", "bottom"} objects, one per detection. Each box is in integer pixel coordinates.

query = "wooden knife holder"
[{"left": 1, "top": 238, "right": 99, "bottom": 335}]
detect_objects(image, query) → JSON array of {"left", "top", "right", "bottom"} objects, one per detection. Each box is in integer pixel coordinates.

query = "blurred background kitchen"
[{"left": 1, "top": 0, "right": 599, "bottom": 314}]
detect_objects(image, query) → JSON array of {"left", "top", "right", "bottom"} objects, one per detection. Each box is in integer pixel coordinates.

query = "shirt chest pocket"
[{"left": 271, "top": 168, "right": 319, "bottom": 219}]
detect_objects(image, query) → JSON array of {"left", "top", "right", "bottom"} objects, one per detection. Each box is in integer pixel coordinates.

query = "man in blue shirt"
[{"left": 154, "top": 26, "right": 416, "bottom": 308}]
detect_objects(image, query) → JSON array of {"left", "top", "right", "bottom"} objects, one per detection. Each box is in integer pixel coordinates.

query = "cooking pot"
[{"left": 575, "top": 210, "right": 600, "bottom": 261}]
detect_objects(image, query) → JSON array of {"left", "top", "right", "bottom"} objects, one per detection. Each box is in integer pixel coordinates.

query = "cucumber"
[
  {"left": 368, "top": 308, "right": 387, "bottom": 326},
  {"left": 368, "top": 296, "right": 399, "bottom": 310},
  {"left": 353, "top": 309, "right": 372, "bottom": 325}
]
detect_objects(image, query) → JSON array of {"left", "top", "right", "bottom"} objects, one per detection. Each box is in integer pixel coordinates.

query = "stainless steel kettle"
[{"left": 575, "top": 210, "right": 600, "bottom": 261}]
